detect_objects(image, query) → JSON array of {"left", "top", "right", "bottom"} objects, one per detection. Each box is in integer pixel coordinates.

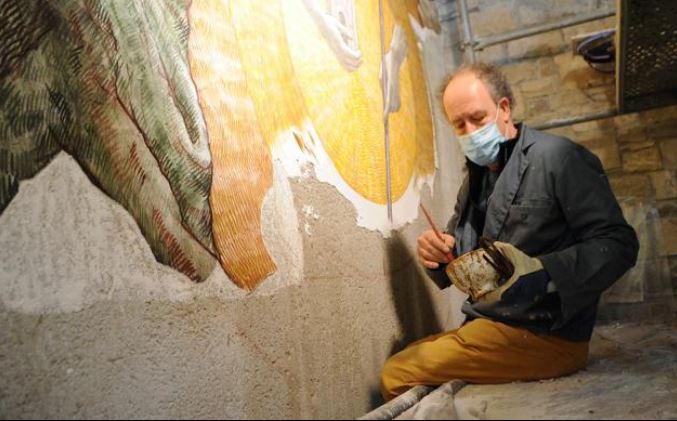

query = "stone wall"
[{"left": 463, "top": 0, "right": 676, "bottom": 317}]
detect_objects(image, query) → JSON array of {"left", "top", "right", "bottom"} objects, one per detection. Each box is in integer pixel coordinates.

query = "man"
[{"left": 380, "top": 62, "right": 639, "bottom": 401}]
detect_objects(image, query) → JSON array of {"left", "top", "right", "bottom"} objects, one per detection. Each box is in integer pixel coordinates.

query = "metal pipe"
[
  {"left": 439, "top": 11, "right": 458, "bottom": 23},
  {"left": 358, "top": 385, "right": 434, "bottom": 420},
  {"left": 378, "top": 0, "right": 393, "bottom": 223},
  {"left": 474, "top": 9, "right": 616, "bottom": 51},
  {"left": 457, "top": 0, "right": 476, "bottom": 63},
  {"left": 531, "top": 109, "right": 618, "bottom": 131}
]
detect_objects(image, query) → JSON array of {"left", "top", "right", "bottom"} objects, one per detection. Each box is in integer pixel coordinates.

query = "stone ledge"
[
  {"left": 453, "top": 321, "right": 677, "bottom": 419},
  {"left": 364, "top": 321, "right": 677, "bottom": 420}
]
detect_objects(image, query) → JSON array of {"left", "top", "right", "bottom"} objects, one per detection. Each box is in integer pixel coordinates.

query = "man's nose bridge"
[{"left": 465, "top": 120, "right": 479, "bottom": 133}]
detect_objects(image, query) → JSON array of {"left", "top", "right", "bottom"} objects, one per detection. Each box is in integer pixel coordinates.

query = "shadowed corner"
[
  {"left": 384, "top": 232, "right": 443, "bottom": 356},
  {"left": 364, "top": 232, "right": 443, "bottom": 412}
]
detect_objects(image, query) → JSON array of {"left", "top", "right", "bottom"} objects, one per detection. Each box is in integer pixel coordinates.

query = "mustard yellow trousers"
[{"left": 381, "top": 318, "right": 589, "bottom": 401}]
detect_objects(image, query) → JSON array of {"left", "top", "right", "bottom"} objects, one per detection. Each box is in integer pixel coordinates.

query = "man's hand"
[
  {"left": 479, "top": 241, "right": 551, "bottom": 303},
  {"left": 417, "top": 230, "right": 455, "bottom": 269}
]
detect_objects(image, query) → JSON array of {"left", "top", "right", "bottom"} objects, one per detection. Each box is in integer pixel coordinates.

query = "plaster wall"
[{"left": 0, "top": 146, "right": 465, "bottom": 419}]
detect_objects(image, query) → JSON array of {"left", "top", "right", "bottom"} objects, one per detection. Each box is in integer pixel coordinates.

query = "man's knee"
[{"left": 380, "top": 354, "right": 410, "bottom": 401}]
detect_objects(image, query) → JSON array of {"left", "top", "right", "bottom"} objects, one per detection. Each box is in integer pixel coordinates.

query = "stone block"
[
  {"left": 660, "top": 140, "right": 677, "bottom": 169},
  {"left": 525, "top": 95, "right": 552, "bottom": 118},
  {"left": 648, "top": 119, "right": 677, "bottom": 140},
  {"left": 660, "top": 216, "right": 677, "bottom": 256},
  {"left": 656, "top": 199, "right": 677, "bottom": 218},
  {"left": 553, "top": 51, "right": 580, "bottom": 75},
  {"left": 502, "top": 60, "right": 540, "bottom": 86},
  {"left": 519, "top": 75, "right": 559, "bottom": 95},
  {"left": 621, "top": 147, "right": 663, "bottom": 173},
  {"left": 574, "top": 128, "right": 615, "bottom": 148},
  {"left": 613, "top": 112, "right": 644, "bottom": 134},
  {"left": 537, "top": 57, "right": 558, "bottom": 77},
  {"left": 608, "top": 173, "right": 651, "bottom": 199},
  {"left": 546, "top": 126, "right": 575, "bottom": 139},
  {"left": 589, "top": 143, "right": 621, "bottom": 171},
  {"left": 642, "top": 257, "right": 672, "bottom": 300},
  {"left": 584, "top": 85, "right": 615, "bottom": 103},
  {"left": 650, "top": 170, "right": 677, "bottom": 200},
  {"left": 477, "top": 44, "right": 508, "bottom": 63},
  {"left": 470, "top": 5, "right": 516, "bottom": 37},
  {"left": 616, "top": 126, "right": 648, "bottom": 145},
  {"left": 669, "top": 255, "right": 677, "bottom": 298},
  {"left": 618, "top": 140, "right": 655, "bottom": 153},
  {"left": 553, "top": 53, "right": 597, "bottom": 90},
  {"left": 640, "top": 104, "right": 677, "bottom": 124},
  {"left": 548, "top": 93, "right": 588, "bottom": 118},
  {"left": 511, "top": 89, "right": 526, "bottom": 121},
  {"left": 507, "top": 30, "right": 567, "bottom": 60},
  {"left": 513, "top": 2, "right": 550, "bottom": 26}
]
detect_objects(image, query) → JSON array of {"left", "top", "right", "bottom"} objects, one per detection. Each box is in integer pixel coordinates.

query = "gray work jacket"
[{"left": 427, "top": 125, "right": 639, "bottom": 341}]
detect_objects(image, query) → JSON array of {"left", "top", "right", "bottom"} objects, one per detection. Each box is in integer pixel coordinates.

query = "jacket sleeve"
[
  {"left": 424, "top": 175, "right": 470, "bottom": 290},
  {"left": 538, "top": 144, "right": 639, "bottom": 327}
]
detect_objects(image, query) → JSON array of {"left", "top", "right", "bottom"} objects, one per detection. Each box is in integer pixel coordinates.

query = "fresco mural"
[
  {"left": 0, "top": 0, "right": 441, "bottom": 290},
  {"left": 0, "top": 0, "right": 217, "bottom": 284}
]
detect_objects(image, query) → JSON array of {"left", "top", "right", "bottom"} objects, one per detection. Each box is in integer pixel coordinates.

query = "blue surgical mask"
[{"left": 457, "top": 107, "right": 507, "bottom": 166}]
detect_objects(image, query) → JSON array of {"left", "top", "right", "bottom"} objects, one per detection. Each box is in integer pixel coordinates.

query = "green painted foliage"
[{"left": 0, "top": 0, "right": 217, "bottom": 281}]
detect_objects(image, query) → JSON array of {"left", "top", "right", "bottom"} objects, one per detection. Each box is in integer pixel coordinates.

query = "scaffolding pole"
[
  {"left": 474, "top": 9, "right": 616, "bottom": 51},
  {"left": 531, "top": 109, "right": 618, "bottom": 131},
  {"left": 457, "top": 0, "right": 476, "bottom": 62}
]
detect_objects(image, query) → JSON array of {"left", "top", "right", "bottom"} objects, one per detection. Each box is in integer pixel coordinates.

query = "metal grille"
[{"left": 617, "top": 0, "right": 677, "bottom": 113}]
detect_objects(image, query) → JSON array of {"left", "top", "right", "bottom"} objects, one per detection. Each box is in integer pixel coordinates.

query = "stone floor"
[{"left": 384, "top": 319, "right": 677, "bottom": 420}]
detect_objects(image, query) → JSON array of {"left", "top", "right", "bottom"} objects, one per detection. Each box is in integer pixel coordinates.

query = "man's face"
[{"left": 442, "top": 72, "right": 506, "bottom": 137}]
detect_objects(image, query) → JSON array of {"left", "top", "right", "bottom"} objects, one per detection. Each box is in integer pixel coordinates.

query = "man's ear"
[{"left": 498, "top": 97, "right": 511, "bottom": 123}]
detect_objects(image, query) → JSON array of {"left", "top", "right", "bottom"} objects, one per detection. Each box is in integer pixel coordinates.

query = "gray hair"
[{"left": 439, "top": 62, "right": 516, "bottom": 111}]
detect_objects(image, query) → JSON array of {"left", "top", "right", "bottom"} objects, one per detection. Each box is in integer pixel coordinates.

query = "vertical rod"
[
  {"left": 457, "top": 0, "right": 476, "bottom": 63},
  {"left": 379, "top": 0, "right": 393, "bottom": 223}
]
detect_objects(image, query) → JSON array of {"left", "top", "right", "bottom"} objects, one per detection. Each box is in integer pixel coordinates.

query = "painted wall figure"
[
  {"left": 0, "top": 0, "right": 217, "bottom": 282},
  {"left": 0, "top": 0, "right": 441, "bottom": 288},
  {"left": 188, "top": 0, "right": 277, "bottom": 291}
]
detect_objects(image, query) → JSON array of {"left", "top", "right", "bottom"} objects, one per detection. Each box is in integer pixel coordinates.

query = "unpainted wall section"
[{"left": 0, "top": 148, "right": 465, "bottom": 419}]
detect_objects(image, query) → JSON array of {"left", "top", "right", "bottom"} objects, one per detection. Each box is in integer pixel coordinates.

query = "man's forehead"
[
  {"left": 444, "top": 74, "right": 493, "bottom": 116},
  {"left": 446, "top": 73, "right": 490, "bottom": 102}
]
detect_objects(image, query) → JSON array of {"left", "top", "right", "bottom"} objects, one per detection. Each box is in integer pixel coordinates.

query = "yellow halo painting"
[{"left": 188, "top": 0, "right": 436, "bottom": 290}]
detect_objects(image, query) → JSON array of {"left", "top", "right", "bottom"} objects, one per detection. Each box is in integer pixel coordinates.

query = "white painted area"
[
  {"left": 381, "top": 24, "right": 408, "bottom": 118},
  {"left": 301, "top": 0, "right": 363, "bottom": 72},
  {"left": 270, "top": 119, "right": 435, "bottom": 237}
]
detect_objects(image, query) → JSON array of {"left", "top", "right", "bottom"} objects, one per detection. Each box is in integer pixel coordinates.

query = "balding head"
[{"left": 441, "top": 63, "right": 517, "bottom": 139}]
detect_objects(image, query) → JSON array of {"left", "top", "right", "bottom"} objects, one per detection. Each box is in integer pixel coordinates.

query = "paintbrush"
[{"left": 419, "top": 203, "right": 454, "bottom": 262}]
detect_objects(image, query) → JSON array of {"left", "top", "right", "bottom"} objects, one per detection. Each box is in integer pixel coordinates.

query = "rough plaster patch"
[
  {"left": 0, "top": 153, "right": 199, "bottom": 314},
  {"left": 265, "top": 10, "right": 455, "bottom": 237},
  {"left": 270, "top": 120, "right": 433, "bottom": 237},
  {"left": 0, "top": 153, "right": 304, "bottom": 314}
]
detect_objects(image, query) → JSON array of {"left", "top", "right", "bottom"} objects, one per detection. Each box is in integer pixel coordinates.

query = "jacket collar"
[
  {"left": 519, "top": 123, "right": 538, "bottom": 152},
  {"left": 483, "top": 123, "right": 532, "bottom": 239}
]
